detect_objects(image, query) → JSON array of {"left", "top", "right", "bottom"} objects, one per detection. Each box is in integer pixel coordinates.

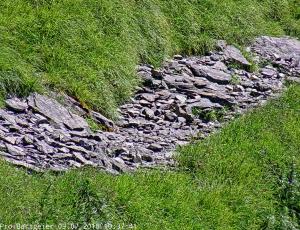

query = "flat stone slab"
[
  {"left": 28, "top": 93, "right": 89, "bottom": 131},
  {"left": 190, "top": 64, "right": 231, "bottom": 84},
  {"left": 5, "top": 98, "right": 28, "bottom": 112},
  {"left": 224, "top": 45, "right": 251, "bottom": 67},
  {"left": 252, "top": 36, "right": 300, "bottom": 61}
]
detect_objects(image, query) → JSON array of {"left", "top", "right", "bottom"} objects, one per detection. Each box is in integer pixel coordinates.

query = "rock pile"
[{"left": 0, "top": 36, "right": 299, "bottom": 173}]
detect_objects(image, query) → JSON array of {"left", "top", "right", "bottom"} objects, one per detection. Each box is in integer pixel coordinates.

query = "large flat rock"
[
  {"left": 252, "top": 36, "right": 300, "bottom": 76},
  {"left": 190, "top": 64, "right": 231, "bottom": 84},
  {"left": 28, "top": 93, "right": 89, "bottom": 131},
  {"left": 252, "top": 36, "right": 300, "bottom": 61}
]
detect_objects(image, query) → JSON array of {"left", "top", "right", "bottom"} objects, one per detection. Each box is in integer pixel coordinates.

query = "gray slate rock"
[
  {"left": 190, "top": 65, "right": 231, "bottom": 84},
  {"left": 187, "top": 98, "right": 222, "bottom": 114},
  {"left": 261, "top": 68, "right": 277, "bottom": 78},
  {"left": 6, "top": 144, "right": 25, "bottom": 156},
  {"left": 5, "top": 98, "right": 28, "bottom": 112},
  {"left": 148, "top": 143, "right": 163, "bottom": 152},
  {"left": 223, "top": 45, "right": 251, "bottom": 67},
  {"left": 28, "top": 93, "right": 89, "bottom": 131},
  {"left": 90, "top": 111, "right": 116, "bottom": 131}
]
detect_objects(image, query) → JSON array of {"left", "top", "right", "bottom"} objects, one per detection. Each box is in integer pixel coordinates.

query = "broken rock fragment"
[
  {"left": 190, "top": 64, "right": 231, "bottom": 84},
  {"left": 223, "top": 45, "right": 251, "bottom": 67},
  {"left": 28, "top": 93, "right": 89, "bottom": 131},
  {"left": 5, "top": 98, "right": 28, "bottom": 112}
]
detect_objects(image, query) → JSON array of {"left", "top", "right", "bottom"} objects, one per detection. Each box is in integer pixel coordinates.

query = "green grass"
[
  {"left": 0, "top": 84, "right": 300, "bottom": 229},
  {"left": 0, "top": 0, "right": 299, "bottom": 118}
]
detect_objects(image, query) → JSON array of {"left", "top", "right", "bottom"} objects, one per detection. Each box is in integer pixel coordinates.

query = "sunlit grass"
[{"left": 0, "top": 0, "right": 299, "bottom": 117}]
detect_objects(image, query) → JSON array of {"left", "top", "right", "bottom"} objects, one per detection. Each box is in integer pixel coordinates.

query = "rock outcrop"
[{"left": 0, "top": 36, "right": 299, "bottom": 173}]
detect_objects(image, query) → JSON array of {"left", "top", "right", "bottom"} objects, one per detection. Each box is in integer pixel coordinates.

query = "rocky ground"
[{"left": 0, "top": 36, "right": 299, "bottom": 174}]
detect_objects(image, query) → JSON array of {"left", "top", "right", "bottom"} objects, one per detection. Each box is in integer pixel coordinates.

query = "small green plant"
[
  {"left": 258, "top": 59, "right": 273, "bottom": 68},
  {"left": 205, "top": 110, "right": 218, "bottom": 121},
  {"left": 192, "top": 107, "right": 228, "bottom": 122},
  {"left": 227, "top": 62, "right": 243, "bottom": 70},
  {"left": 226, "top": 46, "right": 259, "bottom": 73},
  {"left": 241, "top": 49, "right": 259, "bottom": 73},
  {"left": 71, "top": 179, "right": 108, "bottom": 225},
  {"left": 276, "top": 161, "right": 300, "bottom": 228},
  {"left": 230, "top": 74, "right": 241, "bottom": 85},
  {"left": 86, "top": 117, "right": 105, "bottom": 132},
  {"left": 191, "top": 107, "right": 201, "bottom": 117}
]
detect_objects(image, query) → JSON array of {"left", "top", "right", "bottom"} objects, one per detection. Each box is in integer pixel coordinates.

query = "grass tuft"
[{"left": 0, "top": 0, "right": 299, "bottom": 117}]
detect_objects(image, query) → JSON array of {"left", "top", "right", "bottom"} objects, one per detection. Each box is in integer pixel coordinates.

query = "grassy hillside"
[
  {"left": 0, "top": 84, "right": 299, "bottom": 229},
  {"left": 0, "top": 0, "right": 299, "bottom": 117}
]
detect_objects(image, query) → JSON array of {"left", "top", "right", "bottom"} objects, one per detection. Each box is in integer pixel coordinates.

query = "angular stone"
[
  {"left": 0, "top": 111, "right": 16, "bottom": 124},
  {"left": 69, "top": 160, "right": 82, "bottom": 168},
  {"left": 112, "top": 147, "right": 129, "bottom": 157},
  {"left": 16, "top": 118, "right": 30, "bottom": 128},
  {"left": 139, "top": 99, "right": 152, "bottom": 106},
  {"left": 90, "top": 111, "right": 116, "bottom": 131},
  {"left": 190, "top": 65, "right": 231, "bottom": 84},
  {"left": 157, "top": 90, "right": 171, "bottom": 100},
  {"left": 6, "top": 144, "right": 25, "bottom": 156},
  {"left": 49, "top": 164, "right": 68, "bottom": 172},
  {"left": 216, "top": 40, "right": 227, "bottom": 50},
  {"left": 3, "top": 157, "right": 42, "bottom": 172},
  {"left": 126, "top": 109, "right": 140, "bottom": 117},
  {"left": 35, "top": 113, "right": 49, "bottom": 125},
  {"left": 141, "top": 154, "right": 154, "bottom": 162},
  {"left": 187, "top": 98, "right": 222, "bottom": 113},
  {"left": 173, "top": 54, "right": 183, "bottom": 60},
  {"left": 199, "top": 91, "right": 236, "bottom": 106},
  {"left": 142, "top": 108, "right": 155, "bottom": 119},
  {"left": 261, "top": 68, "right": 277, "bottom": 77},
  {"left": 73, "top": 152, "right": 97, "bottom": 166},
  {"left": 50, "top": 92, "right": 87, "bottom": 117},
  {"left": 204, "top": 83, "right": 226, "bottom": 92},
  {"left": 213, "top": 61, "right": 228, "bottom": 71},
  {"left": 5, "top": 98, "right": 28, "bottom": 112},
  {"left": 23, "top": 135, "right": 34, "bottom": 145},
  {"left": 164, "top": 112, "right": 178, "bottom": 122},
  {"left": 0, "top": 130, "right": 18, "bottom": 144},
  {"left": 28, "top": 93, "right": 89, "bottom": 131},
  {"left": 138, "top": 71, "right": 153, "bottom": 84},
  {"left": 119, "top": 151, "right": 136, "bottom": 163},
  {"left": 52, "top": 153, "right": 72, "bottom": 159},
  {"left": 210, "top": 54, "right": 221, "bottom": 62},
  {"left": 173, "top": 105, "right": 194, "bottom": 123},
  {"left": 111, "top": 157, "right": 129, "bottom": 172},
  {"left": 69, "top": 130, "right": 90, "bottom": 138},
  {"left": 36, "top": 140, "right": 54, "bottom": 154},
  {"left": 137, "top": 65, "right": 152, "bottom": 72},
  {"left": 174, "top": 94, "right": 187, "bottom": 103},
  {"left": 137, "top": 93, "right": 156, "bottom": 102},
  {"left": 234, "top": 85, "right": 245, "bottom": 92},
  {"left": 148, "top": 143, "right": 163, "bottom": 152},
  {"left": 223, "top": 45, "right": 251, "bottom": 67},
  {"left": 151, "top": 69, "right": 163, "bottom": 79},
  {"left": 163, "top": 75, "right": 194, "bottom": 90},
  {"left": 178, "top": 117, "right": 186, "bottom": 123}
]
